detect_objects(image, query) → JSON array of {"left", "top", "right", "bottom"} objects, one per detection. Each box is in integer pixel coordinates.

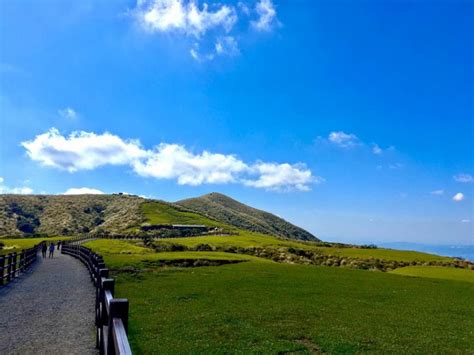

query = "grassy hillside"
[
  {"left": 0, "top": 194, "right": 145, "bottom": 236},
  {"left": 0, "top": 193, "right": 315, "bottom": 242},
  {"left": 177, "top": 192, "right": 318, "bottom": 241},
  {"left": 83, "top": 238, "right": 474, "bottom": 354},
  {"left": 140, "top": 201, "right": 226, "bottom": 228}
]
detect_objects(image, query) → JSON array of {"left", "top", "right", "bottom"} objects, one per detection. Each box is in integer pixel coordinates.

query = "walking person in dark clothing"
[
  {"left": 48, "top": 242, "right": 55, "bottom": 258},
  {"left": 41, "top": 243, "right": 47, "bottom": 258},
  {"left": 57, "top": 240, "right": 61, "bottom": 251}
]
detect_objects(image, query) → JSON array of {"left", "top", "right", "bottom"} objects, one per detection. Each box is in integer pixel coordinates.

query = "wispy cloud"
[
  {"left": 63, "top": 187, "right": 105, "bottom": 195},
  {"left": 454, "top": 173, "right": 473, "bottom": 183},
  {"left": 328, "top": 131, "right": 361, "bottom": 148},
  {"left": 0, "top": 177, "right": 33, "bottom": 194},
  {"left": 58, "top": 107, "right": 78, "bottom": 120},
  {"left": 452, "top": 192, "right": 465, "bottom": 202},
  {"left": 461, "top": 219, "right": 470, "bottom": 223},
  {"left": 324, "top": 132, "right": 394, "bottom": 157},
  {"left": 430, "top": 189, "right": 444, "bottom": 195},
  {"left": 388, "top": 163, "right": 404, "bottom": 170},
  {"left": 22, "top": 128, "right": 319, "bottom": 192},
  {"left": 251, "top": 0, "right": 279, "bottom": 31},
  {"left": 130, "top": 0, "right": 279, "bottom": 60}
]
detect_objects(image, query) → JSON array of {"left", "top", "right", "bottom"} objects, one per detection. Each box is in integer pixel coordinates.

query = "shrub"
[{"left": 194, "top": 244, "right": 213, "bottom": 251}]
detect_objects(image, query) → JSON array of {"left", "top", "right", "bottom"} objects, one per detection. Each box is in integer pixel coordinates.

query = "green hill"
[
  {"left": 0, "top": 194, "right": 145, "bottom": 236},
  {"left": 177, "top": 192, "right": 318, "bottom": 241},
  {"left": 0, "top": 193, "right": 317, "bottom": 241}
]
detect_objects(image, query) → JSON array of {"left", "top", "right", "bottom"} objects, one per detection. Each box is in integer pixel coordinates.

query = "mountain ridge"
[
  {"left": 176, "top": 192, "right": 318, "bottom": 241},
  {"left": 0, "top": 193, "right": 318, "bottom": 241}
]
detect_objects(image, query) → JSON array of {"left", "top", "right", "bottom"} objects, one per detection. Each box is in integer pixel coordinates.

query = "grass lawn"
[
  {"left": 83, "top": 238, "right": 474, "bottom": 354},
  {"left": 141, "top": 202, "right": 226, "bottom": 228},
  {"left": 153, "top": 233, "right": 452, "bottom": 263},
  {"left": 83, "top": 239, "right": 266, "bottom": 269},
  {"left": 390, "top": 266, "right": 474, "bottom": 283},
  {"left": 0, "top": 237, "right": 69, "bottom": 255},
  {"left": 115, "top": 262, "right": 473, "bottom": 354}
]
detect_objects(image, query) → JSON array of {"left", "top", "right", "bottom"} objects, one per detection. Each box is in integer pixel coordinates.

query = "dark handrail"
[
  {"left": 61, "top": 241, "right": 132, "bottom": 355},
  {"left": 0, "top": 242, "right": 44, "bottom": 286}
]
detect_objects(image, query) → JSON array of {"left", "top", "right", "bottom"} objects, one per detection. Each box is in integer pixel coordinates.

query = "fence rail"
[
  {"left": 62, "top": 242, "right": 132, "bottom": 355},
  {"left": 0, "top": 242, "right": 44, "bottom": 286}
]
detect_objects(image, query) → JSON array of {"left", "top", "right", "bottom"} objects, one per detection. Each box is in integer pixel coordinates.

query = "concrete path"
[{"left": 0, "top": 250, "right": 97, "bottom": 355}]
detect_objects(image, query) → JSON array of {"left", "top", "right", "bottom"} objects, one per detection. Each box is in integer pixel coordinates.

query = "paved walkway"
[{"left": 0, "top": 250, "right": 97, "bottom": 354}]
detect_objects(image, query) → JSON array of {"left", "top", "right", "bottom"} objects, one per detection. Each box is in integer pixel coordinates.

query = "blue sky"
[{"left": 0, "top": 0, "right": 472, "bottom": 245}]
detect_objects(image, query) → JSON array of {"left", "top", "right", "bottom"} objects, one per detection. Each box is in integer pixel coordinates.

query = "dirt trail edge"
[{"left": 0, "top": 250, "right": 97, "bottom": 354}]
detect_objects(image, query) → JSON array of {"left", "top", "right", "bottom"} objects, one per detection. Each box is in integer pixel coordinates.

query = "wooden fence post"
[
  {"left": 0, "top": 256, "right": 4, "bottom": 286},
  {"left": 19, "top": 250, "right": 25, "bottom": 273},
  {"left": 6, "top": 254, "right": 12, "bottom": 283},
  {"left": 108, "top": 298, "right": 128, "bottom": 355},
  {"left": 12, "top": 252, "right": 18, "bottom": 278}
]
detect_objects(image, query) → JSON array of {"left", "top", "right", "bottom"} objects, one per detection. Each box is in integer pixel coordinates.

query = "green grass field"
[
  {"left": 83, "top": 238, "right": 474, "bottom": 354},
  {"left": 391, "top": 266, "right": 474, "bottom": 283},
  {"left": 0, "top": 237, "right": 68, "bottom": 255},
  {"left": 84, "top": 239, "right": 264, "bottom": 269},
  {"left": 141, "top": 202, "right": 226, "bottom": 228},
  {"left": 152, "top": 232, "right": 452, "bottom": 263}
]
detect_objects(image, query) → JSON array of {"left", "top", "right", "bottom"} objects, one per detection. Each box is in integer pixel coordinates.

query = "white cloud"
[
  {"left": 0, "top": 177, "right": 33, "bottom": 194},
  {"left": 252, "top": 0, "right": 278, "bottom": 31},
  {"left": 21, "top": 128, "right": 147, "bottom": 172},
  {"left": 454, "top": 173, "right": 473, "bottom": 183},
  {"left": 135, "top": 0, "right": 237, "bottom": 36},
  {"left": 133, "top": 143, "right": 248, "bottom": 185},
  {"left": 133, "top": 0, "right": 239, "bottom": 60},
  {"left": 372, "top": 144, "right": 382, "bottom": 155},
  {"left": 430, "top": 189, "right": 444, "bottom": 195},
  {"left": 328, "top": 131, "right": 360, "bottom": 148},
  {"left": 452, "top": 192, "right": 465, "bottom": 202},
  {"left": 461, "top": 219, "right": 470, "bottom": 223},
  {"left": 22, "top": 128, "right": 318, "bottom": 192},
  {"left": 131, "top": 0, "right": 279, "bottom": 60},
  {"left": 63, "top": 187, "right": 105, "bottom": 195},
  {"left": 215, "top": 36, "right": 239, "bottom": 56},
  {"left": 243, "top": 162, "right": 320, "bottom": 192},
  {"left": 58, "top": 107, "right": 78, "bottom": 120}
]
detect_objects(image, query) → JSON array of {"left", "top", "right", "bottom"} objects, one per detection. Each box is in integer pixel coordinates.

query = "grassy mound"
[
  {"left": 177, "top": 192, "right": 318, "bottom": 241},
  {"left": 390, "top": 266, "right": 474, "bottom": 283}
]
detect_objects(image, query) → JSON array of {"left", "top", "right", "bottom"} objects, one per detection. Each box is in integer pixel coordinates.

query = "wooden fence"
[
  {"left": 0, "top": 242, "right": 44, "bottom": 286},
  {"left": 61, "top": 242, "right": 132, "bottom": 355}
]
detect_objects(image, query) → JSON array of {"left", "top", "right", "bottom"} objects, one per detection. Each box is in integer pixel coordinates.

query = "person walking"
[
  {"left": 48, "top": 242, "right": 55, "bottom": 258},
  {"left": 41, "top": 243, "right": 47, "bottom": 258},
  {"left": 57, "top": 240, "right": 61, "bottom": 251}
]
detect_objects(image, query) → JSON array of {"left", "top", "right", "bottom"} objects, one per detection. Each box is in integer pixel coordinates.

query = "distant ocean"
[{"left": 377, "top": 242, "right": 474, "bottom": 262}]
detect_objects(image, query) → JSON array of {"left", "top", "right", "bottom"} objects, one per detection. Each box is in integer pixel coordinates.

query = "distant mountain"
[
  {"left": 176, "top": 192, "right": 319, "bottom": 241},
  {"left": 0, "top": 193, "right": 318, "bottom": 241}
]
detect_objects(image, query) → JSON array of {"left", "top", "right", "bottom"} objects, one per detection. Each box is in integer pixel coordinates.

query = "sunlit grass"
[{"left": 390, "top": 266, "right": 474, "bottom": 283}]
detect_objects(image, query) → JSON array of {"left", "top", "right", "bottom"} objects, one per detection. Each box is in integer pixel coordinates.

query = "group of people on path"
[{"left": 41, "top": 241, "right": 62, "bottom": 259}]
